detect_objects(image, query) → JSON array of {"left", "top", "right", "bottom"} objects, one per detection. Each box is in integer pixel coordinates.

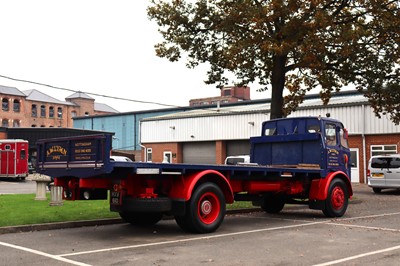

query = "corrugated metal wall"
[
  {"left": 290, "top": 105, "right": 400, "bottom": 135},
  {"left": 140, "top": 113, "right": 268, "bottom": 143}
]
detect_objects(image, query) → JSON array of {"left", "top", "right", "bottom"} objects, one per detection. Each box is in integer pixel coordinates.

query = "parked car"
[
  {"left": 110, "top": 156, "right": 133, "bottom": 162},
  {"left": 367, "top": 154, "right": 400, "bottom": 193}
]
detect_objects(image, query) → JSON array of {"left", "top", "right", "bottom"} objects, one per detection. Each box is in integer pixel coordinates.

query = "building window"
[
  {"left": 85, "top": 112, "right": 89, "bottom": 116},
  {"left": 371, "top": 145, "right": 397, "bottom": 156},
  {"left": 31, "top": 104, "right": 37, "bottom": 117},
  {"left": 2, "top": 98, "right": 9, "bottom": 111},
  {"left": 223, "top": 89, "right": 231, "bottom": 96},
  {"left": 57, "top": 107, "right": 63, "bottom": 118},
  {"left": 2, "top": 119, "right": 9, "bottom": 127},
  {"left": 40, "top": 105, "right": 46, "bottom": 117},
  {"left": 31, "top": 124, "right": 37, "bottom": 127},
  {"left": 13, "top": 99, "right": 20, "bottom": 112},
  {"left": 71, "top": 111, "right": 77, "bottom": 117},
  {"left": 13, "top": 120, "right": 20, "bottom": 127},
  {"left": 49, "top": 106, "right": 54, "bottom": 118},
  {"left": 147, "top": 148, "right": 152, "bottom": 162}
]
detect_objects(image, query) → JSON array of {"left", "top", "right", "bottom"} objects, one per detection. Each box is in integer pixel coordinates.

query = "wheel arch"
[
  {"left": 180, "top": 170, "right": 234, "bottom": 204},
  {"left": 309, "top": 171, "right": 353, "bottom": 201}
]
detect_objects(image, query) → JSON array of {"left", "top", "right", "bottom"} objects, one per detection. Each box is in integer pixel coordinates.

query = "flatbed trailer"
[{"left": 37, "top": 116, "right": 353, "bottom": 233}]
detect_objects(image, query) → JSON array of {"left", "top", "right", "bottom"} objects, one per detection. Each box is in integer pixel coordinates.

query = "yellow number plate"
[{"left": 372, "top": 173, "right": 384, "bottom": 178}]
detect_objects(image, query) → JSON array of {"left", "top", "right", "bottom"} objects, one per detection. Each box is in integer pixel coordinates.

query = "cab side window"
[
  {"left": 325, "top": 123, "right": 337, "bottom": 146},
  {"left": 340, "top": 128, "right": 349, "bottom": 148}
]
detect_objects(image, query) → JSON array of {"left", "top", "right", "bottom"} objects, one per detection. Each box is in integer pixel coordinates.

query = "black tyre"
[
  {"left": 322, "top": 178, "right": 349, "bottom": 217},
  {"left": 176, "top": 182, "right": 226, "bottom": 234},
  {"left": 261, "top": 195, "right": 285, "bottom": 214},
  {"left": 119, "top": 212, "right": 163, "bottom": 226},
  {"left": 174, "top": 214, "right": 193, "bottom": 232},
  {"left": 372, "top": 187, "right": 382, "bottom": 194}
]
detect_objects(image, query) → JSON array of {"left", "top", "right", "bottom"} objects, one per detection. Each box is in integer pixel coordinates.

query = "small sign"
[{"left": 136, "top": 168, "right": 160, "bottom": 175}]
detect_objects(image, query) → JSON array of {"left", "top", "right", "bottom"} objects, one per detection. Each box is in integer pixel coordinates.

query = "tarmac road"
[
  {"left": 1, "top": 183, "right": 400, "bottom": 266},
  {"left": 0, "top": 176, "right": 37, "bottom": 194}
]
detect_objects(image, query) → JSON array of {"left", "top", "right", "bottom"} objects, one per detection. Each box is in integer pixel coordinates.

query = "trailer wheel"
[
  {"left": 323, "top": 178, "right": 349, "bottom": 217},
  {"left": 261, "top": 195, "right": 285, "bottom": 214},
  {"left": 176, "top": 182, "right": 226, "bottom": 234},
  {"left": 119, "top": 212, "right": 163, "bottom": 226}
]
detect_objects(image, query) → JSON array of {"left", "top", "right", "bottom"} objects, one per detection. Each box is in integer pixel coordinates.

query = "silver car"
[{"left": 367, "top": 154, "right": 400, "bottom": 193}]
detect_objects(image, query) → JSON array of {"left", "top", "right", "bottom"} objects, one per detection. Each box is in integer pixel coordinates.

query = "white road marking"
[
  {"left": 313, "top": 245, "right": 400, "bottom": 266},
  {"left": 340, "top": 211, "right": 400, "bottom": 221},
  {"left": 3, "top": 210, "right": 400, "bottom": 265},
  {"left": 59, "top": 221, "right": 325, "bottom": 257},
  {"left": 329, "top": 222, "right": 400, "bottom": 233},
  {"left": 0, "top": 241, "right": 91, "bottom": 266}
]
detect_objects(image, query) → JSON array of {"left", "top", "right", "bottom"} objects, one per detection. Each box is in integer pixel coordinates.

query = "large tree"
[{"left": 148, "top": 0, "right": 400, "bottom": 122}]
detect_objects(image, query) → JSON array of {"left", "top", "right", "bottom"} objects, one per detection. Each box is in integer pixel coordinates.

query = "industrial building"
[{"left": 139, "top": 91, "right": 400, "bottom": 184}]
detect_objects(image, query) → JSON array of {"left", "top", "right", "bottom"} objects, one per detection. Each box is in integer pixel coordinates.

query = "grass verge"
[
  {"left": 0, "top": 193, "right": 253, "bottom": 227},
  {"left": 0, "top": 193, "right": 119, "bottom": 227}
]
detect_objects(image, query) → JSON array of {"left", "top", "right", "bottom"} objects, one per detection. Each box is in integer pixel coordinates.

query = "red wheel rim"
[
  {"left": 331, "top": 186, "right": 345, "bottom": 210},
  {"left": 197, "top": 192, "right": 220, "bottom": 224}
]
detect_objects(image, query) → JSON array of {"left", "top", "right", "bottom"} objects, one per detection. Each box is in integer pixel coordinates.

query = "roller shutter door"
[
  {"left": 226, "top": 140, "right": 251, "bottom": 156},
  {"left": 183, "top": 142, "right": 215, "bottom": 164}
]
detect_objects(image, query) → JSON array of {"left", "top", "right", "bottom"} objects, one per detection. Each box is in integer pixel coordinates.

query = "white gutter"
[{"left": 362, "top": 104, "right": 367, "bottom": 183}]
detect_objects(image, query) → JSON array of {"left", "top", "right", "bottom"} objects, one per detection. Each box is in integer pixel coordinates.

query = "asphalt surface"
[{"left": 0, "top": 176, "right": 37, "bottom": 194}]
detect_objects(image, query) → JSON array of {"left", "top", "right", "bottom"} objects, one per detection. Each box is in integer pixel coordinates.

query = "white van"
[
  {"left": 367, "top": 154, "right": 400, "bottom": 193},
  {"left": 224, "top": 155, "right": 250, "bottom": 165}
]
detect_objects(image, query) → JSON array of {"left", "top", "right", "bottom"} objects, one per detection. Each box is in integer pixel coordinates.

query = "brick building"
[
  {"left": 0, "top": 85, "right": 118, "bottom": 128},
  {"left": 189, "top": 86, "right": 250, "bottom": 106}
]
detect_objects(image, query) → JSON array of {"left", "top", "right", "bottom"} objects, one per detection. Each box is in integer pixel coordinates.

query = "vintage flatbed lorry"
[{"left": 36, "top": 116, "right": 353, "bottom": 234}]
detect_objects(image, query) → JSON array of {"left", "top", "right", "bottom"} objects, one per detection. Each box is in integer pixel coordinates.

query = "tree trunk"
[{"left": 270, "top": 55, "right": 287, "bottom": 120}]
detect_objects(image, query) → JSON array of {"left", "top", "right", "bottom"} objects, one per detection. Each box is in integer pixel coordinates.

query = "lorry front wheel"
[
  {"left": 175, "top": 182, "right": 226, "bottom": 234},
  {"left": 323, "top": 178, "right": 349, "bottom": 217},
  {"left": 119, "top": 212, "right": 163, "bottom": 226}
]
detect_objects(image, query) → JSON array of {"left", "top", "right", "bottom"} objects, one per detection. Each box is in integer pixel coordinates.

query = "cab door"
[{"left": 324, "top": 121, "right": 351, "bottom": 178}]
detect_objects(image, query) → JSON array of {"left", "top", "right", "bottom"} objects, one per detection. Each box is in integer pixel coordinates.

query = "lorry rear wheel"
[
  {"left": 323, "top": 178, "right": 349, "bottom": 217},
  {"left": 176, "top": 182, "right": 226, "bottom": 234},
  {"left": 119, "top": 212, "right": 163, "bottom": 226},
  {"left": 261, "top": 195, "right": 285, "bottom": 214}
]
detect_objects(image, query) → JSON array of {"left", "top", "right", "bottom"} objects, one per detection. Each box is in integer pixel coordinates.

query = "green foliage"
[{"left": 148, "top": 0, "right": 400, "bottom": 121}]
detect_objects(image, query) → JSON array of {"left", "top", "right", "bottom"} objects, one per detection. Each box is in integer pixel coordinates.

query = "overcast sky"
[{"left": 0, "top": 1, "right": 267, "bottom": 113}]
